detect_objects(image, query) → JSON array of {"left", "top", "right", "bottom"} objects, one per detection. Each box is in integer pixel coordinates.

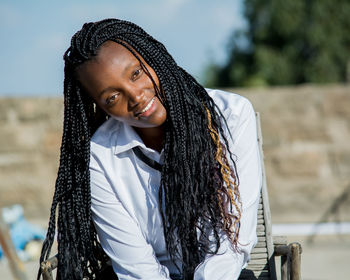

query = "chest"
[{"left": 107, "top": 149, "right": 165, "bottom": 243}]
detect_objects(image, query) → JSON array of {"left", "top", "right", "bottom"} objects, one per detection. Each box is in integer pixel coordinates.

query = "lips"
[{"left": 136, "top": 96, "right": 156, "bottom": 117}]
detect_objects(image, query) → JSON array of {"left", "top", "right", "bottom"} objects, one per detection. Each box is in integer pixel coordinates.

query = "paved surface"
[{"left": 0, "top": 234, "right": 349, "bottom": 280}]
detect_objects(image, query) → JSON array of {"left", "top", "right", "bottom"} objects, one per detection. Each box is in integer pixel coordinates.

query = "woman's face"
[{"left": 76, "top": 41, "right": 167, "bottom": 129}]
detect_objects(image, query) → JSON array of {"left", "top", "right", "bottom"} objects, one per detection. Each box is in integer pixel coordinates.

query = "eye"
[
  {"left": 105, "top": 93, "right": 119, "bottom": 105},
  {"left": 131, "top": 67, "right": 143, "bottom": 81}
]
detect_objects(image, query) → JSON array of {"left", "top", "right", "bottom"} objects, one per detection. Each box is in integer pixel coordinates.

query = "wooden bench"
[
  {"left": 238, "top": 113, "right": 302, "bottom": 280},
  {"left": 41, "top": 113, "right": 302, "bottom": 280}
]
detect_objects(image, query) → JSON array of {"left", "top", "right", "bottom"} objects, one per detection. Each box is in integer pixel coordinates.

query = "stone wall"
[
  {"left": 0, "top": 84, "right": 349, "bottom": 223},
  {"left": 0, "top": 97, "right": 63, "bottom": 219},
  {"left": 235, "top": 84, "right": 350, "bottom": 223}
]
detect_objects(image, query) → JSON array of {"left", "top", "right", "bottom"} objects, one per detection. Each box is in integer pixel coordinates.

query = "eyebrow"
[{"left": 123, "top": 60, "right": 139, "bottom": 75}]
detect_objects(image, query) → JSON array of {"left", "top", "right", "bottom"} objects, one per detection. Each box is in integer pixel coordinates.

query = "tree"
[{"left": 206, "top": 0, "right": 350, "bottom": 87}]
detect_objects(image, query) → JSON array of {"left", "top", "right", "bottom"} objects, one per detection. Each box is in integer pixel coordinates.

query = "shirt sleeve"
[
  {"left": 194, "top": 95, "right": 262, "bottom": 280},
  {"left": 90, "top": 153, "right": 172, "bottom": 280}
]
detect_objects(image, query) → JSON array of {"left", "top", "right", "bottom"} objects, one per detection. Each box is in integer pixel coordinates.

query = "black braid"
[{"left": 39, "top": 18, "right": 241, "bottom": 280}]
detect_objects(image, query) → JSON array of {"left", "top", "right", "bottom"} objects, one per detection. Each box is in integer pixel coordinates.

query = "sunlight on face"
[{"left": 76, "top": 41, "right": 167, "bottom": 129}]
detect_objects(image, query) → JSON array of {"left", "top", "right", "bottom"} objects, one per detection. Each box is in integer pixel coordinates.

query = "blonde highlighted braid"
[{"left": 205, "top": 106, "right": 242, "bottom": 248}]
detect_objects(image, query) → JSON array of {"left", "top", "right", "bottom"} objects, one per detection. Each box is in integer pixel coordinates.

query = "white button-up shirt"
[{"left": 90, "top": 89, "right": 262, "bottom": 280}]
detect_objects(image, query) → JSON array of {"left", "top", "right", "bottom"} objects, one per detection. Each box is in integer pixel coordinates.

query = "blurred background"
[{"left": 0, "top": 0, "right": 349, "bottom": 279}]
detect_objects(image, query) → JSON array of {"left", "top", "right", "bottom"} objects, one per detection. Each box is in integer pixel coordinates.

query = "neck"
[{"left": 134, "top": 125, "right": 165, "bottom": 153}]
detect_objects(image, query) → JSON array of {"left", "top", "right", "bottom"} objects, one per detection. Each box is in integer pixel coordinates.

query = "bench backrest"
[{"left": 239, "top": 112, "right": 277, "bottom": 280}]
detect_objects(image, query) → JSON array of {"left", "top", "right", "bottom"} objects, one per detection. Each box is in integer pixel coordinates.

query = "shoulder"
[
  {"left": 206, "top": 88, "right": 250, "bottom": 106},
  {"left": 206, "top": 88, "right": 256, "bottom": 129}
]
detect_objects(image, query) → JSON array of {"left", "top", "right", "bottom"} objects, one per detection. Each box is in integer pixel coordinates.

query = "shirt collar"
[{"left": 114, "top": 121, "right": 147, "bottom": 155}]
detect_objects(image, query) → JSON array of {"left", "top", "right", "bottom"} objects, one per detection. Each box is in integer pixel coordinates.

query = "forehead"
[
  {"left": 97, "top": 41, "right": 137, "bottom": 62},
  {"left": 76, "top": 41, "right": 140, "bottom": 82},
  {"left": 84, "top": 41, "right": 139, "bottom": 70}
]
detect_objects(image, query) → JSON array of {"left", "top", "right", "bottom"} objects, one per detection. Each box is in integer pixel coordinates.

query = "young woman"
[{"left": 39, "top": 18, "right": 262, "bottom": 280}]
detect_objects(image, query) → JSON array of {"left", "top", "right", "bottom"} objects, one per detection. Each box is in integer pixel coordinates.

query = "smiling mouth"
[{"left": 138, "top": 97, "right": 156, "bottom": 115}]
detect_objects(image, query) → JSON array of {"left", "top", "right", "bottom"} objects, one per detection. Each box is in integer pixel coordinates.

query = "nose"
[{"left": 126, "top": 87, "right": 145, "bottom": 109}]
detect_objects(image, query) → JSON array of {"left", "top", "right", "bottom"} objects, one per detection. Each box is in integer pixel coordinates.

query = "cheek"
[
  {"left": 101, "top": 98, "right": 130, "bottom": 117},
  {"left": 102, "top": 106, "right": 126, "bottom": 120},
  {"left": 155, "top": 100, "right": 167, "bottom": 121},
  {"left": 109, "top": 109, "right": 130, "bottom": 119}
]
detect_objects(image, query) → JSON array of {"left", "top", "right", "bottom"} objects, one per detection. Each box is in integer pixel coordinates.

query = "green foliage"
[{"left": 205, "top": 0, "right": 350, "bottom": 87}]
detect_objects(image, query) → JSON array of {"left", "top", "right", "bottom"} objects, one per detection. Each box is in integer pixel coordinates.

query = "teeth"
[{"left": 141, "top": 97, "right": 155, "bottom": 113}]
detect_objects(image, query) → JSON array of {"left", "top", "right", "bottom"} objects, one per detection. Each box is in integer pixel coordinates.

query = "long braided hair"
[{"left": 39, "top": 18, "right": 241, "bottom": 280}]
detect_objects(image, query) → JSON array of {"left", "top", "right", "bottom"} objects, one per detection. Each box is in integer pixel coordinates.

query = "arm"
[
  {"left": 194, "top": 96, "right": 262, "bottom": 279},
  {"left": 90, "top": 154, "right": 171, "bottom": 280}
]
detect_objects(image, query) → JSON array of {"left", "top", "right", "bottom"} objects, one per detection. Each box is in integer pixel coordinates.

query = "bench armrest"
[
  {"left": 273, "top": 236, "right": 302, "bottom": 280},
  {"left": 40, "top": 255, "right": 58, "bottom": 280}
]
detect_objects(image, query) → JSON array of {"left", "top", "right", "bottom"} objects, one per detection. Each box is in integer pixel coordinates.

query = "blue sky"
[{"left": 0, "top": 0, "right": 245, "bottom": 96}]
